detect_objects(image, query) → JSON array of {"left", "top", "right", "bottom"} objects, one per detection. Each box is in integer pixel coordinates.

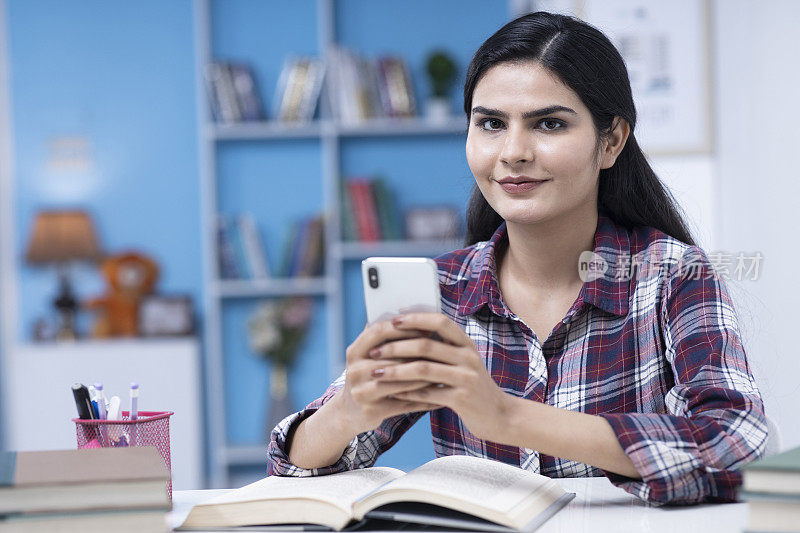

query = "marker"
[
  {"left": 130, "top": 382, "right": 139, "bottom": 446},
  {"left": 94, "top": 382, "right": 108, "bottom": 445},
  {"left": 71, "top": 383, "right": 94, "bottom": 420},
  {"left": 94, "top": 383, "right": 107, "bottom": 420},
  {"left": 107, "top": 396, "right": 121, "bottom": 420},
  {"left": 129, "top": 382, "right": 139, "bottom": 421}
]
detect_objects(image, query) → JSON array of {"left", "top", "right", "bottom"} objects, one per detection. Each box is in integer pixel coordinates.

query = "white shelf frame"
[
  {"left": 0, "top": 0, "right": 19, "bottom": 451},
  {"left": 195, "top": 0, "right": 468, "bottom": 487},
  {"left": 214, "top": 277, "right": 332, "bottom": 299},
  {"left": 209, "top": 116, "right": 467, "bottom": 141}
]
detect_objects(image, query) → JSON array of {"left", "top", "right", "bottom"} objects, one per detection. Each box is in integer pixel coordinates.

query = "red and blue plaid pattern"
[{"left": 268, "top": 214, "right": 767, "bottom": 504}]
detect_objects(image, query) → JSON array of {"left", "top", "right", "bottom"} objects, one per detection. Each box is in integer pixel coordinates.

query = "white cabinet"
[{"left": 1, "top": 338, "right": 203, "bottom": 490}]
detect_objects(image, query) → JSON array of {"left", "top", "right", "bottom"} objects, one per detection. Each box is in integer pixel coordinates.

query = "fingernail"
[
  {"left": 368, "top": 347, "right": 381, "bottom": 358},
  {"left": 392, "top": 316, "right": 404, "bottom": 326},
  {"left": 372, "top": 368, "right": 384, "bottom": 377}
]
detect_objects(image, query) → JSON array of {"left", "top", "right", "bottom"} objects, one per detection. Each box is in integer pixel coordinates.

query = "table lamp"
[{"left": 25, "top": 210, "right": 102, "bottom": 340}]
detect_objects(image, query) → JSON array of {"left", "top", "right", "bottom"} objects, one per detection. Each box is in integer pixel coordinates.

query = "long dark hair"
[{"left": 463, "top": 12, "right": 695, "bottom": 247}]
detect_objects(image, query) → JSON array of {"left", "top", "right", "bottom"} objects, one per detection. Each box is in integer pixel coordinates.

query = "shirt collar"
[{"left": 457, "top": 213, "right": 631, "bottom": 318}]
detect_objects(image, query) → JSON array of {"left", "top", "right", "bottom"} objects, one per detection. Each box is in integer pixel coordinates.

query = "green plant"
[{"left": 426, "top": 50, "right": 457, "bottom": 98}]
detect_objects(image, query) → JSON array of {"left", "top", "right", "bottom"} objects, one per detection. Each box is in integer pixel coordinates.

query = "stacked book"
[
  {"left": 342, "top": 177, "right": 403, "bottom": 242},
  {"left": 740, "top": 445, "right": 800, "bottom": 533},
  {"left": 216, "top": 213, "right": 270, "bottom": 280},
  {"left": 205, "top": 62, "right": 265, "bottom": 124},
  {"left": 325, "top": 47, "right": 416, "bottom": 124},
  {"left": 0, "top": 447, "right": 170, "bottom": 532}
]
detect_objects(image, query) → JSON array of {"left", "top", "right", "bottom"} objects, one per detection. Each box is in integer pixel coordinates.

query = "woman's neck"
[{"left": 499, "top": 208, "right": 598, "bottom": 293}]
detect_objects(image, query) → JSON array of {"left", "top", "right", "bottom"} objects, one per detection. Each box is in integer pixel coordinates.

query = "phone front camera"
[{"left": 368, "top": 267, "right": 379, "bottom": 289}]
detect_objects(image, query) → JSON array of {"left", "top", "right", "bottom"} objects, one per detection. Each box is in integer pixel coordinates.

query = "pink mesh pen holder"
[{"left": 73, "top": 411, "right": 174, "bottom": 498}]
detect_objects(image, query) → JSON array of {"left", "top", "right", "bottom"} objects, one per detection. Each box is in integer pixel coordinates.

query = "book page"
[
  {"left": 200, "top": 467, "right": 405, "bottom": 512},
  {"left": 374, "top": 455, "right": 552, "bottom": 513}
]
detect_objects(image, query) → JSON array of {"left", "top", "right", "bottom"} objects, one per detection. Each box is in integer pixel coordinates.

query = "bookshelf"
[{"left": 195, "top": 0, "right": 480, "bottom": 487}]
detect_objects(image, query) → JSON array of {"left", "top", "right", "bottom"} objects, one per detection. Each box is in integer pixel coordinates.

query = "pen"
[
  {"left": 71, "top": 383, "right": 95, "bottom": 420},
  {"left": 130, "top": 382, "right": 139, "bottom": 446},
  {"left": 94, "top": 382, "right": 108, "bottom": 445}
]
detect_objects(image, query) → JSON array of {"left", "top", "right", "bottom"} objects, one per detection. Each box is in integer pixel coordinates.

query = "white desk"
[{"left": 168, "top": 477, "right": 749, "bottom": 532}]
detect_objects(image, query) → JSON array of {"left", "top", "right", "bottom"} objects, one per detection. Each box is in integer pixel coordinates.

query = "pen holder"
[{"left": 73, "top": 411, "right": 174, "bottom": 498}]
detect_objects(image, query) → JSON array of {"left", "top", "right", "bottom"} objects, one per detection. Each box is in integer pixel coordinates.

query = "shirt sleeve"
[
  {"left": 598, "top": 246, "right": 768, "bottom": 505},
  {"left": 266, "top": 368, "right": 428, "bottom": 477}
]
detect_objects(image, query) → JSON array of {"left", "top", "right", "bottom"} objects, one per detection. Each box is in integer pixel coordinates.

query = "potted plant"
[{"left": 425, "top": 50, "right": 457, "bottom": 123}]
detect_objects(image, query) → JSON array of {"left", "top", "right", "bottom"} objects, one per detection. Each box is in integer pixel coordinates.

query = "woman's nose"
[{"left": 498, "top": 126, "right": 534, "bottom": 165}]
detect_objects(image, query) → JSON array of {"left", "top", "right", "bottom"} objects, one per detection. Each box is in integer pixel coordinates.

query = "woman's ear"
[{"left": 599, "top": 118, "right": 630, "bottom": 170}]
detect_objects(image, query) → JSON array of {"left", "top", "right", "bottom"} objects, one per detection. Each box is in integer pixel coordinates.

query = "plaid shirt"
[{"left": 267, "top": 213, "right": 767, "bottom": 504}]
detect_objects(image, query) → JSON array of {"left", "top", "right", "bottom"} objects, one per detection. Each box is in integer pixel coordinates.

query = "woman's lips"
[{"left": 497, "top": 179, "right": 549, "bottom": 194}]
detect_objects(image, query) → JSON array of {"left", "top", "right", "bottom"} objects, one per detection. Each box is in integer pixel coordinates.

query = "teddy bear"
[{"left": 85, "top": 252, "right": 159, "bottom": 337}]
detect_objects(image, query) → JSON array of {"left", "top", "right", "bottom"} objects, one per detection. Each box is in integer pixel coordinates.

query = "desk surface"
[{"left": 168, "top": 477, "right": 748, "bottom": 532}]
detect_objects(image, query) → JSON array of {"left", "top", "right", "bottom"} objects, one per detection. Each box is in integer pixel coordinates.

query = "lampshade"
[{"left": 25, "top": 210, "right": 102, "bottom": 264}]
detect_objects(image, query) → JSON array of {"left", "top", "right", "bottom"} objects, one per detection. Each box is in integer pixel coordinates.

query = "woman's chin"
[{"left": 496, "top": 207, "right": 552, "bottom": 227}]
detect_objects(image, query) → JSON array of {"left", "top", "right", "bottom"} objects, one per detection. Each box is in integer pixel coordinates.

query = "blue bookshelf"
[{"left": 196, "top": 0, "right": 509, "bottom": 487}]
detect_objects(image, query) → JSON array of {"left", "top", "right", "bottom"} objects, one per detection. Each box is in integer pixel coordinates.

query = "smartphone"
[{"left": 362, "top": 257, "right": 441, "bottom": 324}]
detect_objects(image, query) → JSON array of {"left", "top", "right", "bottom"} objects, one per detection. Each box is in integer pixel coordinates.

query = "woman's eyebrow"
[{"left": 471, "top": 105, "right": 577, "bottom": 119}]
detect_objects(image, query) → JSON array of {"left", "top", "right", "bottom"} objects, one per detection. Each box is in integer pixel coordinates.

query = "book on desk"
[
  {"left": 178, "top": 454, "right": 574, "bottom": 532},
  {"left": 740, "top": 444, "right": 800, "bottom": 533},
  {"left": 0, "top": 446, "right": 170, "bottom": 532}
]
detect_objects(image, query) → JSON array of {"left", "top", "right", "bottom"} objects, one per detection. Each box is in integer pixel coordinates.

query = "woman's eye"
[
  {"left": 478, "top": 118, "right": 504, "bottom": 131},
  {"left": 539, "top": 119, "right": 564, "bottom": 131}
]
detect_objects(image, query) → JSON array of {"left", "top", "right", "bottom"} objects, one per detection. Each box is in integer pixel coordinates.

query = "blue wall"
[
  {"left": 7, "top": 0, "right": 509, "bottom": 481},
  {"left": 8, "top": 0, "right": 201, "bottom": 338}
]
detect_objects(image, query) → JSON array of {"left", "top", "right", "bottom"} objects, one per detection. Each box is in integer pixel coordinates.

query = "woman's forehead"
[{"left": 472, "top": 61, "right": 582, "bottom": 111}]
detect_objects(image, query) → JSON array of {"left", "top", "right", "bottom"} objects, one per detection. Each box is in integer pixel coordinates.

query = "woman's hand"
[
  {"left": 368, "top": 313, "right": 512, "bottom": 442},
  {"left": 335, "top": 320, "right": 444, "bottom": 436}
]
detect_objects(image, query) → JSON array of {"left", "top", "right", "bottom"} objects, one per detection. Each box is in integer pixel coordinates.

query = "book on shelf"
[
  {"left": 348, "top": 178, "right": 381, "bottom": 242},
  {"left": 343, "top": 177, "right": 404, "bottom": 242},
  {"left": 279, "top": 215, "right": 325, "bottom": 278},
  {"left": 325, "top": 47, "right": 417, "bottom": 124},
  {"left": 376, "top": 56, "right": 416, "bottom": 118},
  {"left": 216, "top": 215, "right": 240, "bottom": 279},
  {"left": 205, "top": 61, "right": 265, "bottom": 124},
  {"left": 371, "top": 176, "right": 403, "bottom": 240},
  {"left": 740, "top": 445, "right": 800, "bottom": 533},
  {"left": 178, "top": 455, "right": 574, "bottom": 532},
  {"left": 297, "top": 215, "right": 325, "bottom": 277},
  {"left": 238, "top": 214, "right": 270, "bottom": 279},
  {"left": 217, "top": 213, "right": 271, "bottom": 281},
  {"left": 205, "top": 62, "right": 239, "bottom": 123},
  {"left": 229, "top": 62, "right": 265, "bottom": 122},
  {"left": 0, "top": 447, "right": 170, "bottom": 532},
  {"left": 274, "top": 57, "right": 326, "bottom": 123},
  {"left": 229, "top": 216, "right": 252, "bottom": 279},
  {"left": 340, "top": 180, "right": 358, "bottom": 242}
]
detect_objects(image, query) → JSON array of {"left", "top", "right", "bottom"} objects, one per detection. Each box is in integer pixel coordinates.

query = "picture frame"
[
  {"left": 405, "top": 206, "right": 460, "bottom": 241},
  {"left": 138, "top": 295, "right": 195, "bottom": 337},
  {"left": 510, "top": 0, "right": 712, "bottom": 155}
]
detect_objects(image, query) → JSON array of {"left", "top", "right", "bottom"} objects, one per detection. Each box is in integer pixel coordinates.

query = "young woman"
[{"left": 267, "top": 12, "right": 767, "bottom": 504}]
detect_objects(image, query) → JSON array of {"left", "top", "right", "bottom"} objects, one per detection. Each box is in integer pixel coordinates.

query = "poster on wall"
[{"left": 511, "top": 0, "right": 712, "bottom": 155}]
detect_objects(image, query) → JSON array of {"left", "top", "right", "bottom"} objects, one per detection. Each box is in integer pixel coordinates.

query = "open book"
[{"left": 179, "top": 455, "right": 575, "bottom": 532}]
